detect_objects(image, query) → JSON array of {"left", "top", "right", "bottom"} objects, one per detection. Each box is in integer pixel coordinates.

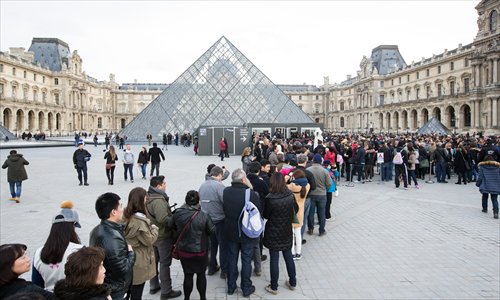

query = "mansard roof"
[
  {"left": 28, "top": 38, "right": 71, "bottom": 72},
  {"left": 371, "top": 45, "right": 407, "bottom": 75}
]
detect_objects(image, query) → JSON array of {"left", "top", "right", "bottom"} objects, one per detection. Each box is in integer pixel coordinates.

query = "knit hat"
[
  {"left": 322, "top": 160, "right": 331, "bottom": 167},
  {"left": 313, "top": 154, "right": 323, "bottom": 164},
  {"left": 53, "top": 201, "right": 81, "bottom": 228}
]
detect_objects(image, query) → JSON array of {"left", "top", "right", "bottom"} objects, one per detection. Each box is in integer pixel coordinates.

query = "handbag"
[
  {"left": 105, "top": 163, "right": 114, "bottom": 170},
  {"left": 172, "top": 210, "right": 205, "bottom": 260}
]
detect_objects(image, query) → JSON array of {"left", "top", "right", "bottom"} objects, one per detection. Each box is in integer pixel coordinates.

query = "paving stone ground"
[{"left": 1, "top": 142, "right": 499, "bottom": 299}]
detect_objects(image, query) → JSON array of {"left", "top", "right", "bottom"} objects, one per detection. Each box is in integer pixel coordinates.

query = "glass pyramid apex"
[{"left": 120, "top": 36, "right": 313, "bottom": 140}]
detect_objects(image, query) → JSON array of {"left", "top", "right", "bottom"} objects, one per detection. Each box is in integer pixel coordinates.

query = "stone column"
[
  {"left": 492, "top": 97, "right": 498, "bottom": 127},
  {"left": 475, "top": 100, "right": 481, "bottom": 128},
  {"left": 493, "top": 59, "right": 498, "bottom": 84},
  {"left": 488, "top": 60, "right": 494, "bottom": 85},
  {"left": 472, "top": 65, "right": 477, "bottom": 87}
]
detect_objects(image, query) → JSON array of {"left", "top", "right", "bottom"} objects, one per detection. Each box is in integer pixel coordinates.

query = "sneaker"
[
  {"left": 285, "top": 280, "right": 296, "bottom": 291},
  {"left": 15, "top": 197, "right": 20, "bottom": 203},
  {"left": 354, "top": 180, "right": 360, "bottom": 183},
  {"left": 8, "top": 197, "right": 17, "bottom": 201},
  {"left": 404, "top": 187, "right": 409, "bottom": 190},
  {"left": 319, "top": 231, "right": 327, "bottom": 236},
  {"left": 242, "top": 286, "right": 256, "bottom": 297},
  {"left": 84, "top": 182, "right": 89, "bottom": 186},
  {"left": 494, "top": 212, "right": 499, "bottom": 219},
  {"left": 207, "top": 265, "right": 220, "bottom": 275},
  {"left": 265, "top": 285, "right": 278, "bottom": 295},
  {"left": 482, "top": 208, "right": 488, "bottom": 213},
  {"left": 301, "top": 239, "right": 307, "bottom": 245},
  {"left": 131, "top": 179, "right": 134, "bottom": 183},
  {"left": 415, "top": 185, "right": 420, "bottom": 189},
  {"left": 307, "top": 229, "right": 314, "bottom": 235},
  {"left": 293, "top": 254, "right": 302, "bottom": 260},
  {"left": 254, "top": 270, "right": 262, "bottom": 276}
]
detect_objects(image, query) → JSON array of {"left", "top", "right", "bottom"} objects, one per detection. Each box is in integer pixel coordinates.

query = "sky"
[{"left": 0, "top": 0, "right": 479, "bottom": 86}]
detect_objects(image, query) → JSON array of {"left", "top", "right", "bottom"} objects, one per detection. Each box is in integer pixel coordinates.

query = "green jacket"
[
  {"left": 145, "top": 187, "right": 174, "bottom": 240},
  {"left": 2, "top": 154, "right": 29, "bottom": 182}
]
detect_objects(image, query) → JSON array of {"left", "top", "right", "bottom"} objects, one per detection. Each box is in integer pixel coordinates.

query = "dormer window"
[{"left": 490, "top": 10, "right": 498, "bottom": 31}]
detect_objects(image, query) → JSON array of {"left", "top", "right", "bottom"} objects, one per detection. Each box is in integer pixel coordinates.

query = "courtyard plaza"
[{"left": 0, "top": 141, "right": 498, "bottom": 300}]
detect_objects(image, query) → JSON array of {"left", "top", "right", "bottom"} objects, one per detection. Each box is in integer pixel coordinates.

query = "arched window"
[{"left": 490, "top": 10, "right": 498, "bottom": 31}]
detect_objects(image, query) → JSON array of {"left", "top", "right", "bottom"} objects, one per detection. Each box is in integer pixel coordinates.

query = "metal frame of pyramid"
[
  {"left": 0, "top": 124, "right": 16, "bottom": 140},
  {"left": 417, "top": 117, "right": 451, "bottom": 135},
  {"left": 120, "top": 36, "right": 313, "bottom": 140}
]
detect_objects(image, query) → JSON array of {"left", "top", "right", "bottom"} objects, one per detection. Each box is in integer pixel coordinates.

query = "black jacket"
[
  {"left": 148, "top": 146, "right": 165, "bottom": 164},
  {"left": 171, "top": 204, "right": 214, "bottom": 253},
  {"left": 223, "top": 182, "right": 261, "bottom": 243},
  {"left": 137, "top": 150, "right": 149, "bottom": 164},
  {"left": 263, "top": 190, "right": 298, "bottom": 251},
  {"left": 89, "top": 220, "right": 135, "bottom": 296},
  {"left": 73, "top": 149, "right": 91, "bottom": 167},
  {"left": 0, "top": 279, "right": 54, "bottom": 300},
  {"left": 247, "top": 173, "right": 269, "bottom": 202},
  {"left": 103, "top": 151, "right": 118, "bottom": 164},
  {"left": 54, "top": 280, "right": 110, "bottom": 300}
]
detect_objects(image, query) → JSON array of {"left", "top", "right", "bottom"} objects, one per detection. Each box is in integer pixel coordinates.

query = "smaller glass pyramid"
[
  {"left": 120, "top": 36, "right": 313, "bottom": 140},
  {"left": 417, "top": 117, "right": 451, "bottom": 135}
]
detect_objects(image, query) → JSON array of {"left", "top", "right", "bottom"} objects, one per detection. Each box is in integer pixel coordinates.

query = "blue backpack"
[{"left": 239, "top": 189, "right": 264, "bottom": 238}]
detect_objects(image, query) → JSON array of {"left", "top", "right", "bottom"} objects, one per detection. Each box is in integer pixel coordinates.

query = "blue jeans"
[
  {"left": 482, "top": 193, "right": 499, "bottom": 212},
  {"left": 9, "top": 181, "right": 22, "bottom": 198},
  {"left": 408, "top": 169, "right": 418, "bottom": 185},
  {"left": 436, "top": 161, "right": 447, "bottom": 182},
  {"left": 382, "top": 162, "right": 392, "bottom": 181},
  {"left": 307, "top": 195, "right": 327, "bottom": 234},
  {"left": 209, "top": 221, "right": 227, "bottom": 274},
  {"left": 301, "top": 197, "right": 311, "bottom": 237},
  {"left": 124, "top": 163, "right": 134, "bottom": 180},
  {"left": 269, "top": 249, "right": 296, "bottom": 291},
  {"left": 140, "top": 163, "right": 147, "bottom": 178},
  {"left": 226, "top": 240, "right": 255, "bottom": 295}
]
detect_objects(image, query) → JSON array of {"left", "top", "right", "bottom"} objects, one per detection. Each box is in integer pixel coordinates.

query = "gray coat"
[
  {"left": 2, "top": 154, "right": 29, "bottom": 182},
  {"left": 199, "top": 177, "right": 226, "bottom": 223},
  {"left": 477, "top": 161, "right": 500, "bottom": 194},
  {"left": 307, "top": 164, "right": 332, "bottom": 196}
]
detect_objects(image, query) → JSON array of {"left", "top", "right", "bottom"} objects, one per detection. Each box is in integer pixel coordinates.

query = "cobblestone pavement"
[{"left": 1, "top": 144, "right": 498, "bottom": 299}]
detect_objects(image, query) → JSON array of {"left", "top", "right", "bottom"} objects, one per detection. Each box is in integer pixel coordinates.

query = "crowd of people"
[{"left": 1, "top": 131, "right": 499, "bottom": 300}]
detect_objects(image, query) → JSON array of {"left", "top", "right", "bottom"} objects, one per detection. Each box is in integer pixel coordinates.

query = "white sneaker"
[{"left": 293, "top": 254, "right": 302, "bottom": 260}]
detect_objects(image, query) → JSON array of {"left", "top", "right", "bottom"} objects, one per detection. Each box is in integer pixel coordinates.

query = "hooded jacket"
[
  {"left": 146, "top": 186, "right": 174, "bottom": 240},
  {"left": 2, "top": 153, "right": 29, "bottom": 182},
  {"left": 263, "top": 189, "right": 298, "bottom": 251},
  {"left": 477, "top": 161, "right": 500, "bottom": 194}
]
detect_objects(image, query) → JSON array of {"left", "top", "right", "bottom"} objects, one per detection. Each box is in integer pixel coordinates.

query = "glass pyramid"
[
  {"left": 417, "top": 117, "right": 451, "bottom": 135},
  {"left": 120, "top": 36, "right": 313, "bottom": 140}
]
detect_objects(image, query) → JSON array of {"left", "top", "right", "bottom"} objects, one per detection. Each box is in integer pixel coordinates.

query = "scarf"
[{"left": 292, "top": 177, "right": 308, "bottom": 187}]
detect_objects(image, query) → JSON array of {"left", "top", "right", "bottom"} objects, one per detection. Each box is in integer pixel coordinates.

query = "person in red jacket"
[{"left": 219, "top": 138, "right": 227, "bottom": 161}]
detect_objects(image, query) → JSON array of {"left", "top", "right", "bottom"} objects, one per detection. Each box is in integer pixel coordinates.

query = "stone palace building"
[{"left": 0, "top": 0, "right": 498, "bottom": 136}]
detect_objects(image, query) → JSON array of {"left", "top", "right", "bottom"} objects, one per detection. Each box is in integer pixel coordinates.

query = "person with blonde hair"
[{"left": 241, "top": 147, "right": 254, "bottom": 173}]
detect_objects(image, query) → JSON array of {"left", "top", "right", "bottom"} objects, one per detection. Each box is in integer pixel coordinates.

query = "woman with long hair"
[
  {"left": 32, "top": 201, "right": 83, "bottom": 291},
  {"left": 137, "top": 146, "right": 149, "bottom": 180},
  {"left": 263, "top": 172, "right": 299, "bottom": 295},
  {"left": 171, "top": 190, "right": 214, "bottom": 300},
  {"left": 287, "top": 169, "right": 310, "bottom": 261},
  {"left": 104, "top": 145, "right": 118, "bottom": 185},
  {"left": 53, "top": 247, "right": 111, "bottom": 300},
  {"left": 124, "top": 187, "right": 159, "bottom": 300},
  {"left": 0, "top": 244, "right": 55, "bottom": 299},
  {"left": 241, "top": 147, "right": 254, "bottom": 173}
]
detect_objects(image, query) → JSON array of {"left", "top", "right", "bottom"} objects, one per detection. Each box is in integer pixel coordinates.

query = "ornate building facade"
[{"left": 0, "top": 0, "right": 498, "bottom": 136}]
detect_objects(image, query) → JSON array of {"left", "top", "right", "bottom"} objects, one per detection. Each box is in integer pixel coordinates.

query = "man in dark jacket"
[
  {"left": 2, "top": 150, "right": 29, "bottom": 203},
  {"left": 146, "top": 176, "right": 181, "bottom": 299},
  {"left": 394, "top": 141, "right": 409, "bottom": 189},
  {"left": 222, "top": 169, "right": 261, "bottom": 297},
  {"left": 148, "top": 143, "right": 165, "bottom": 177},
  {"left": 72, "top": 141, "right": 91, "bottom": 186},
  {"left": 89, "top": 192, "right": 135, "bottom": 299}
]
